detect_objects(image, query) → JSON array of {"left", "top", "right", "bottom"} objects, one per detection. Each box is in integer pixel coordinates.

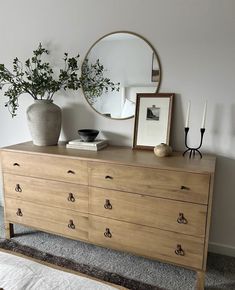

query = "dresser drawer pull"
[
  {"left": 104, "top": 199, "right": 112, "bottom": 209},
  {"left": 15, "top": 184, "right": 22, "bottom": 193},
  {"left": 180, "top": 185, "right": 190, "bottom": 190},
  {"left": 104, "top": 228, "right": 112, "bottom": 238},
  {"left": 175, "top": 244, "right": 185, "bottom": 256},
  {"left": 105, "top": 175, "right": 113, "bottom": 180},
  {"left": 16, "top": 208, "right": 23, "bottom": 217},
  {"left": 67, "top": 193, "right": 75, "bottom": 202},
  {"left": 177, "top": 213, "right": 188, "bottom": 224},
  {"left": 67, "top": 170, "right": 75, "bottom": 175},
  {"left": 13, "top": 162, "right": 20, "bottom": 167},
  {"left": 68, "top": 220, "right": 75, "bottom": 229}
]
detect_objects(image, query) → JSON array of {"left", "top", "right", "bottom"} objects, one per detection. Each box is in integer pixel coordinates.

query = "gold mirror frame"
[{"left": 81, "top": 31, "right": 162, "bottom": 120}]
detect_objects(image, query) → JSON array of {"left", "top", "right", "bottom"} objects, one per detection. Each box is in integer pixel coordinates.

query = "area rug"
[{"left": 0, "top": 239, "right": 156, "bottom": 290}]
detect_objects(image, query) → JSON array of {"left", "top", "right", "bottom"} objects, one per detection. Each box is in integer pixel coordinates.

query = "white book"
[
  {"left": 68, "top": 139, "right": 108, "bottom": 147},
  {"left": 66, "top": 143, "right": 108, "bottom": 151}
]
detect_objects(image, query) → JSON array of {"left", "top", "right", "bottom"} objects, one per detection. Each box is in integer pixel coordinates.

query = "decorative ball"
[{"left": 154, "top": 143, "right": 172, "bottom": 157}]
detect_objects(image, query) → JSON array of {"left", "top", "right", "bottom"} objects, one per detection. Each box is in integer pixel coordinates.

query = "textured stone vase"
[
  {"left": 154, "top": 143, "right": 172, "bottom": 157},
  {"left": 27, "top": 100, "right": 62, "bottom": 146}
]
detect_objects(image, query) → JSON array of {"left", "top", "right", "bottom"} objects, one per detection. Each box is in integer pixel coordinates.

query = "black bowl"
[{"left": 78, "top": 129, "right": 99, "bottom": 142}]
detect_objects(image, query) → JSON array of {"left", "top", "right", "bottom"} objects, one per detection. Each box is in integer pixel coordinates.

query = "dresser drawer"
[
  {"left": 3, "top": 173, "right": 88, "bottom": 213},
  {"left": 89, "top": 216, "right": 204, "bottom": 269},
  {"left": 88, "top": 162, "right": 210, "bottom": 204},
  {"left": 5, "top": 198, "right": 89, "bottom": 241},
  {"left": 1, "top": 152, "right": 88, "bottom": 185},
  {"left": 89, "top": 187, "right": 207, "bottom": 237}
]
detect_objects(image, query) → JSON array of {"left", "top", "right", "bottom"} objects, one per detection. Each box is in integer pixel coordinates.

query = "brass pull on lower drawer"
[
  {"left": 13, "top": 162, "right": 20, "bottom": 167},
  {"left": 15, "top": 184, "right": 22, "bottom": 193},
  {"left": 68, "top": 219, "right": 75, "bottom": 229},
  {"left": 175, "top": 244, "right": 185, "bottom": 256},
  {"left": 177, "top": 213, "right": 188, "bottom": 224},
  {"left": 105, "top": 175, "right": 113, "bottom": 180},
  {"left": 16, "top": 208, "right": 23, "bottom": 217},
  {"left": 104, "top": 228, "right": 112, "bottom": 238},
  {"left": 104, "top": 199, "right": 112, "bottom": 209},
  {"left": 67, "top": 193, "right": 75, "bottom": 202},
  {"left": 67, "top": 170, "right": 75, "bottom": 175},
  {"left": 180, "top": 185, "right": 190, "bottom": 190}
]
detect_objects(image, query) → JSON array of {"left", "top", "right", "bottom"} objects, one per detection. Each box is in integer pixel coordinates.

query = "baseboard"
[{"left": 209, "top": 242, "right": 235, "bottom": 257}]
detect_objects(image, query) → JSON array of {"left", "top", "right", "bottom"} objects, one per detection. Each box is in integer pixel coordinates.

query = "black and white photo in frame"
[{"left": 133, "top": 93, "right": 174, "bottom": 149}]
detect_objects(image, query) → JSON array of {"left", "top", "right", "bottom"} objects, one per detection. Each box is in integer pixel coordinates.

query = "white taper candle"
[
  {"left": 185, "top": 101, "right": 190, "bottom": 128},
  {"left": 201, "top": 101, "right": 207, "bottom": 129}
]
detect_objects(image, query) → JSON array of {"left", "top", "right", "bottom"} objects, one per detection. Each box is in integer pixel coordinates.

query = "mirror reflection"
[{"left": 81, "top": 32, "right": 161, "bottom": 119}]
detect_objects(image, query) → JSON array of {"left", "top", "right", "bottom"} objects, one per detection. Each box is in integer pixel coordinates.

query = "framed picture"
[{"left": 133, "top": 93, "right": 174, "bottom": 149}]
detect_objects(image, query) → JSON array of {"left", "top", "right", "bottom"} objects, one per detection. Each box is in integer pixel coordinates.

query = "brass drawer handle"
[
  {"left": 104, "top": 199, "right": 112, "bottom": 210},
  {"left": 16, "top": 208, "right": 23, "bottom": 217},
  {"left": 104, "top": 228, "right": 112, "bottom": 238},
  {"left": 67, "top": 193, "right": 75, "bottom": 202},
  {"left": 13, "top": 162, "right": 20, "bottom": 167},
  {"left": 68, "top": 219, "right": 75, "bottom": 229},
  {"left": 15, "top": 184, "right": 22, "bottom": 193},
  {"left": 105, "top": 175, "right": 113, "bottom": 180},
  {"left": 67, "top": 170, "right": 75, "bottom": 174},
  {"left": 177, "top": 213, "right": 188, "bottom": 224},
  {"left": 175, "top": 244, "right": 185, "bottom": 256},
  {"left": 180, "top": 185, "right": 190, "bottom": 190}
]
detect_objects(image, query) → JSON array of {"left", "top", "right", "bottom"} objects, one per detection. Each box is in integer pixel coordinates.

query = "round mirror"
[{"left": 81, "top": 31, "right": 161, "bottom": 120}]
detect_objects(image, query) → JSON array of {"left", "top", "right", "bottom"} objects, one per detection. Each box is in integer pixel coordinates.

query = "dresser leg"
[
  {"left": 5, "top": 222, "right": 14, "bottom": 239},
  {"left": 196, "top": 270, "right": 205, "bottom": 290}
]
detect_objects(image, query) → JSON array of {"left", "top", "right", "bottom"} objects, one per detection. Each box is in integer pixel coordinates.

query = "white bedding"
[{"left": 0, "top": 251, "right": 118, "bottom": 290}]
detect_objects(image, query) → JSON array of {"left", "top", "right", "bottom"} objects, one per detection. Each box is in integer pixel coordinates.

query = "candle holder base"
[
  {"left": 183, "top": 127, "right": 205, "bottom": 159},
  {"left": 183, "top": 148, "right": 202, "bottom": 158}
]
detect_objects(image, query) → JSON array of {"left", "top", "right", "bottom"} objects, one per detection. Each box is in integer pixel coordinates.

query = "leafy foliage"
[
  {"left": 81, "top": 58, "right": 120, "bottom": 105},
  {"left": 0, "top": 43, "right": 80, "bottom": 117}
]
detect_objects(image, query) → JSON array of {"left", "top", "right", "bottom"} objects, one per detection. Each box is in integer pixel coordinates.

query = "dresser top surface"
[{"left": 1, "top": 141, "right": 216, "bottom": 174}]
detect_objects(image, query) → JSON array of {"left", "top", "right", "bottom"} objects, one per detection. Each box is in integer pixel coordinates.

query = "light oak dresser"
[{"left": 0, "top": 142, "right": 216, "bottom": 290}]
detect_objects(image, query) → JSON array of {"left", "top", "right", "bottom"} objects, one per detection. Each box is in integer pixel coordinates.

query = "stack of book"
[{"left": 66, "top": 139, "right": 108, "bottom": 151}]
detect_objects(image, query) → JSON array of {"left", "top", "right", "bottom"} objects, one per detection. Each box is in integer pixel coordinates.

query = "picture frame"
[{"left": 133, "top": 93, "right": 174, "bottom": 149}]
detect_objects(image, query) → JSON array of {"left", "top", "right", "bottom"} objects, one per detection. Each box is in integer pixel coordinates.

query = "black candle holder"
[{"left": 183, "top": 127, "right": 205, "bottom": 158}]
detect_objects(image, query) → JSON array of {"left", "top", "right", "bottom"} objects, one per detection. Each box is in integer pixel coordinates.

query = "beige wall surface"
[{"left": 0, "top": 0, "right": 235, "bottom": 254}]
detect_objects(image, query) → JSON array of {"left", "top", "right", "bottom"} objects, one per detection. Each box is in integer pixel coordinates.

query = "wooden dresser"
[{"left": 0, "top": 142, "right": 216, "bottom": 290}]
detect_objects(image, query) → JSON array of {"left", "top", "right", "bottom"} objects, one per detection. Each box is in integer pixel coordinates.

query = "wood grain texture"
[
  {"left": 5, "top": 198, "right": 89, "bottom": 241},
  {"left": 88, "top": 162, "right": 210, "bottom": 204},
  {"left": 1, "top": 141, "right": 216, "bottom": 174},
  {"left": 196, "top": 271, "right": 205, "bottom": 290},
  {"left": 89, "top": 215, "right": 204, "bottom": 269},
  {"left": 202, "top": 173, "right": 215, "bottom": 270},
  {"left": 4, "top": 222, "right": 14, "bottom": 239},
  {"left": 89, "top": 187, "right": 207, "bottom": 237},
  {"left": 3, "top": 173, "right": 88, "bottom": 213},
  {"left": 1, "top": 151, "right": 88, "bottom": 185}
]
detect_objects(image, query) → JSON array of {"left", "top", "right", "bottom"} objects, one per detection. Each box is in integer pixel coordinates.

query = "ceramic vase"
[{"left": 27, "top": 100, "right": 62, "bottom": 146}]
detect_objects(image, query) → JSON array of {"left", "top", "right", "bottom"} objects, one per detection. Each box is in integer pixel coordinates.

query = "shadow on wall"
[
  {"left": 170, "top": 93, "right": 185, "bottom": 151},
  {"left": 230, "top": 104, "right": 235, "bottom": 150},
  {"left": 209, "top": 155, "right": 235, "bottom": 246},
  {"left": 211, "top": 103, "right": 224, "bottom": 152},
  {"left": 60, "top": 103, "right": 96, "bottom": 141},
  {"left": 102, "top": 131, "right": 130, "bottom": 146}
]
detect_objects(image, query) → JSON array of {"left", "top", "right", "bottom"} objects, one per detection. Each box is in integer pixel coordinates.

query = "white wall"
[{"left": 1, "top": 0, "right": 235, "bottom": 255}]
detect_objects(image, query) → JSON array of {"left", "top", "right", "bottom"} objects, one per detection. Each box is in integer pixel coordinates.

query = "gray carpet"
[{"left": 0, "top": 207, "right": 234, "bottom": 290}]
